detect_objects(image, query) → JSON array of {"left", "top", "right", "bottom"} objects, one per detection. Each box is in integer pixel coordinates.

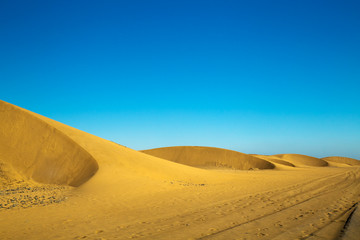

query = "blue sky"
[{"left": 1, "top": 0, "right": 359, "bottom": 159}]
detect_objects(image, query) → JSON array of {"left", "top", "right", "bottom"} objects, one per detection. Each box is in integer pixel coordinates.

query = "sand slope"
[
  {"left": 273, "top": 153, "right": 329, "bottom": 167},
  {"left": 141, "top": 146, "right": 275, "bottom": 170},
  {"left": 322, "top": 156, "right": 360, "bottom": 166}
]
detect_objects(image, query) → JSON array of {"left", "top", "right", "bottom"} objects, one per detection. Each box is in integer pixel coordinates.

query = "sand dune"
[
  {"left": 1, "top": 100, "right": 360, "bottom": 240},
  {"left": 141, "top": 146, "right": 275, "bottom": 170},
  {"left": 273, "top": 153, "right": 329, "bottom": 167},
  {"left": 322, "top": 156, "right": 360, "bottom": 166}
]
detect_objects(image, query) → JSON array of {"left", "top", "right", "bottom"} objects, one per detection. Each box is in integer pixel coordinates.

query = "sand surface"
[{"left": 1, "top": 100, "right": 360, "bottom": 240}]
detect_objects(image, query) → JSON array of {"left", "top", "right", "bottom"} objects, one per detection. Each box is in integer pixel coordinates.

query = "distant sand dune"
[
  {"left": 141, "top": 146, "right": 275, "bottom": 170},
  {"left": 322, "top": 156, "right": 360, "bottom": 166},
  {"left": 272, "top": 154, "right": 328, "bottom": 167}
]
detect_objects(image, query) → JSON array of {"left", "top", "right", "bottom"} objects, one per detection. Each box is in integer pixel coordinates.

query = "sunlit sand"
[{"left": 1, "top": 100, "right": 359, "bottom": 239}]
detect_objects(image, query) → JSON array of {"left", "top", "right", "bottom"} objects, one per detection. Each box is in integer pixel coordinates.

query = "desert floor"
[{"left": 1, "top": 166, "right": 360, "bottom": 240}]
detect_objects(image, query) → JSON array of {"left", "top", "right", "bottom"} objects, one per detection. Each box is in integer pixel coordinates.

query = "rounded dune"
[
  {"left": 322, "top": 156, "right": 360, "bottom": 166},
  {"left": 272, "top": 154, "right": 328, "bottom": 167},
  {"left": 141, "top": 146, "right": 275, "bottom": 170}
]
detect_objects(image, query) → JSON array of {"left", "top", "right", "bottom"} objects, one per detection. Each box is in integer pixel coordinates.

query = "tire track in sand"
[{"left": 90, "top": 168, "right": 360, "bottom": 239}]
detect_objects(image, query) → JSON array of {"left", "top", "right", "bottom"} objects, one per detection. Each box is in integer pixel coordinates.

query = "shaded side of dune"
[
  {"left": 0, "top": 100, "right": 98, "bottom": 186},
  {"left": 273, "top": 154, "right": 328, "bottom": 167},
  {"left": 141, "top": 146, "right": 275, "bottom": 170},
  {"left": 322, "top": 157, "right": 360, "bottom": 166}
]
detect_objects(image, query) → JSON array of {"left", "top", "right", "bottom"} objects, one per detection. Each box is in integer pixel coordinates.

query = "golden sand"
[{"left": 0, "top": 100, "right": 359, "bottom": 239}]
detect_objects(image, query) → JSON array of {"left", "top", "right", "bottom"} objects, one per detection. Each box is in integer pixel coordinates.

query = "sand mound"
[
  {"left": 322, "top": 156, "right": 360, "bottom": 166},
  {"left": 141, "top": 146, "right": 275, "bottom": 170},
  {"left": 273, "top": 154, "right": 328, "bottom": 167},
  {"left": 0, "top": 100, "right": 99, "bottom": 186}
]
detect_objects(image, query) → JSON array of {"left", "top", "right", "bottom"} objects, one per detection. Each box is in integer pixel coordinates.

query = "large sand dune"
[
  {"left": 141, "top": 146, "right": 275, "bottom": 170},
  {"left": 0, "top": 100, "right": 360, "bottom": 240}
]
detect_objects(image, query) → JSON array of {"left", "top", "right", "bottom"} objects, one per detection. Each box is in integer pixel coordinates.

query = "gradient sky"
[{"left": 1, "top": 0, "right": 359, "bottom": 159}]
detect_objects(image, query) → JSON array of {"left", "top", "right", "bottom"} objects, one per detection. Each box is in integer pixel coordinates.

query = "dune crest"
[
  {"left": 141, "top": 146, "right": 275, "bottom": 170},
  {"left": 273, "top": 154, "right": 328, "bottom": 167},
  {"left": 322, "top": 156, "right": 360, "bottom": 166}
]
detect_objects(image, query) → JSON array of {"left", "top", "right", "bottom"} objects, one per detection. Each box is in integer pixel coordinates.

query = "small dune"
[
  {"left": 141, "top": 146, "right": 275, "bottom": 170},
  {"left": 272, "top": 154, "right": 328, "bottom": 167},
  {"left": 322, "top": 156, "right": 360, "bottom": 166}
]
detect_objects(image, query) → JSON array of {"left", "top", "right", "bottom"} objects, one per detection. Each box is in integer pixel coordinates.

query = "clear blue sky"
[{"left": 1, "top": 0, "right": 359, "bottom": 159}]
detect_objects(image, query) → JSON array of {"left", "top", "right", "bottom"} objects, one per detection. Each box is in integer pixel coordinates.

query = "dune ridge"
[
  {"left": 141, "top": 146, "right": 275, "bottom": 170},
  {"left": 273, "top": 153, "right": 328, "bottom": 167}
]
